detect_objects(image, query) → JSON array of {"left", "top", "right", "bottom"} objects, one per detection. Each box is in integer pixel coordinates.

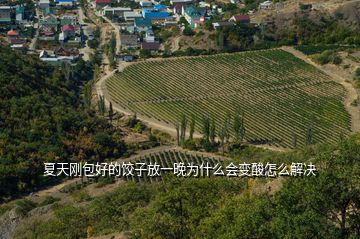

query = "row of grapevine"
[{"left": 106, "top": 49, "right": 351, "bottom": 148}]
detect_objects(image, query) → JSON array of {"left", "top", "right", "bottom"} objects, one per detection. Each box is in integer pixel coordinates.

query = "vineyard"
[
  {"left": 122, "top": 150, "right": 221, "bottom": 183},
  {"left": 106, "top": 49, "right": 351, "bottom": 148}
]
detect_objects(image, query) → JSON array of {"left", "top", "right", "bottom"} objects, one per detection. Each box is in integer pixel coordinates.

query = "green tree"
[{"left": 108, "top": 101, "right": 114, "bottom": 122}]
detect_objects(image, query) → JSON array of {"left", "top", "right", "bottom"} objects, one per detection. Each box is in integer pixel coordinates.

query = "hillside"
[
  {"left": 106, "top": 49, "right": 350, "bottom": 148},
  {"left": 0, "top": 46, "right": 126, "bottom": 201},
  {"left": 4, "top": 135, "right": 360, "bottom": 239}
]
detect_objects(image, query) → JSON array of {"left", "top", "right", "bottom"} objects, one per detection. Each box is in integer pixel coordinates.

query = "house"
[
  {"left": 95, "top": 0, "right": 111, "bottom": 8},
  {"left": 0, "top": 6, "right": 11, "bottom": 24},
  {"left": 7, "top": 29, "right": 25, "bottom": 44},
  {"left": 170, "top": 0, "right": 193, "bottom": 4},
  {"left": 259, "top": 0, "right": 273, "bottom": 10},
  {"left": 60, "top": 15, "right": 77, "bottom": 26},
  {"left": 102, "top": 6, "right": 132, "bottom": 17},
  {"left": 134, "top": 17, "right": 152, "bottom": 32},
  {"left": 120, "top": 34, "right": 138, "bottom": 49},
  {"left": 54, "top": 46, "right": 79, "bottom": 56},
  {"left": 183, "top": 5, "right": 206, "bottom": 28},
  {"left": 230, "top": 0, "right": 239, "bottom": 4},
  {"left": 142, "top": 5, "right": 170, "bottom": 21},
  {"left": 61, "top": 24, "right": 76, "bottom": 38},
  {"left": 229, "top": 15, "right": 250, "bottom": 24},
  {"left": 39, "top": 0, "right": 50, "bottom": 9},
  {"left": 141, "top": 42, "right": 160, "bottom": 51},
  {"left": 117, "top": 54, "right": 134, "bottom": 62},
  {"left": 144, "top": 29, "right": 155, "bottom": 42},
  {"left": 123, "top": 11, "right": 143, "bottom": 22},
  {"left": 43, "top": 7, "right": 55, "bottom": 17},
  {"left": 39, "top": 50, "right": 77, "bottom": 64},
  {"left": 39, "top": 16, "right": 59, "bottom": 31},
  {"left": 171, "top": 3, "right": 187, "bottom": 15},
  {"left": 212, "top": 21, "right": 234, "bottom": 30},
  {"left": 55, "top": 0, "right": 76, "bottom": 6},
  {"left": 15, "top": 5, "right": 25, "bottom": 23},
  {"left": 140, "top": 0, "right": 152, "bottom": 7}
]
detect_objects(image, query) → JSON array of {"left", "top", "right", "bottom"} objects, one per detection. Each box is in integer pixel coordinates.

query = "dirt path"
[{"left": 282, "top": 46, "right": 360, "bottom": 133}]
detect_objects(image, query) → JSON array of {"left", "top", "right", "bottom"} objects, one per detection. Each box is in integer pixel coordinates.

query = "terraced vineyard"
[
  {"left": 106, "top": 49, "right": 351, "bottom": 148},
  {"left": 123, "top": 150, "right": 221, "bottom": 183}
]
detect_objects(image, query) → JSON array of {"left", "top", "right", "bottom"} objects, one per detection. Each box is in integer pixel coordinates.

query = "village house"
[
  {"left": 120, "top": 34, "right": 138, "bottom": 49},
  {"left": 117, "top": 54, "right": 134, "bottom": 62},
  {"left": 39, "top": 50, "right": 78, "bottom": 64},
  {"left": 60, "top": 15, "right": 77, "bottom": 26},
  {"left": 139, "top": 0, "right": 152, "bottom": 8},
  {"left": 229, "top": 14, "right": 250, "bottom": 24},
  {"left": 259, "top": 0, "right": 273, "bottom": 10},
  {"left": 43, "top": 7, "right": 55, "bottom": 17},
  {"left": 170, "top": 0, "right": 193, "bottom": 4},
  {"left": 39, "top": 0, "right": 50, "bottom": 9},
  {"left": 95, "top": 0, "right": 111, "bottom": 8},
  {"left": 7, "top": 29, "right": 25, "bottom": 44},
  {"left": 141, "top": 42, "right": 160, "bottom": 52},
  {"left": 102, "top": 6, "right": 132, "bottom": 17},
  {"left": 123, "top": 11, "right": 143, "bottom": 22},
  {"left": 15, "top": 5, "right": 25, "bottom": 24},
  {"left": 212, "top": 21, "right": 234, "bottom": 30},
  {"left": 0, "top": 6, "right": 11, "bottom": 24},
  {"left": 144, "top": 29, "right": 155, "bottom": 42},
  {"left": 54, "top": 45, "right": 79, "bottom": 56},
  {"left": 142, "top": 4, "right": 170, "bottom": 21},
  {"left": 55, "top": 0, "right": 76, "bottom": 7},
  {"left": 134, "top": 17, "right": 152, "bottom": 32},
  {"left": 182, "top": 5, "right": 206, "bottom": 28}
]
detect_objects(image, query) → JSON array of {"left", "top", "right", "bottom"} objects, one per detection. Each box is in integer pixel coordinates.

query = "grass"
[{"left": 106, "top": 49, "right": 351, "bottom": 148}]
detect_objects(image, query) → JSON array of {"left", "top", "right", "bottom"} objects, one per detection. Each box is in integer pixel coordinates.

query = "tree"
[
  {"left": 180, "top": 114, "right": 187, "bottom": 145},
  {"left": 183, "top": 26, "right": 195, "bottom": 36},
  {"left": 209, "top": 117, "right": 216, "bottom": 144},
  {"left": 175, "top": 122, "right": 180, "bottom": 146},
  {"left": 306, "top": 126, "right": 313, "bottom": 145},
  {"left": 202, "top": 116, "right": 210, "bottom": 143},
  {"left": 233, "top": 108, "right": 245, "bottom": 143},
  {"left": 108, "top": 101, "right": 114, "bottom": 122},
  {"left": 218, "top": 126, "right": 226, "bottom": 155},
  {"left": 189, "top": 114, "right": 195, "bottom": 140},
  {"left": 98, "top": 95, "right": 106, "bottom": 116}
]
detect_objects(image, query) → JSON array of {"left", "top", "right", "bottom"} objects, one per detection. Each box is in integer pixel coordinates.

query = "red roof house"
[
  {"left": 141, "top": 42, "right": 160, "bottom": 51},
  {"left": 7, "top": 30, "right": 19, "bottom": 37},
  {"left": 61, "top": 24, "right": 75, "bottom": 32},
  {"left": 229, "top": 15, "right": 250, "bottom": 24},
  {"left": 95, "top": 0, "right": 111, "bottom": 7}
]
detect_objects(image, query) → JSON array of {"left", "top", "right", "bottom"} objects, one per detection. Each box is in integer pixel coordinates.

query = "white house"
[
  {"left": 259, "top": 0, "right": 273, "bottom": 10},
  {"left": 39, "top": 0, "right": 50, "bottom": 9},
  {"left": 140, "top": 0, "right": 152, "bottom": 7},
  {"left": 102, "top": 6, "right": 132, "bottom": 17},
  {"left": 145, "top": 29, "right": 155, "bottom": 43},
  {"left": 123, "top": 11, "right": 143, "bottom": 21}
]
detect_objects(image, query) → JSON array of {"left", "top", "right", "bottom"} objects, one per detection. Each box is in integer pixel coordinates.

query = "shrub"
[
  {"left": 15, "top": 199, "right": 37, "bottom": 216},
  {"left": 38, "top": 196, "right": 60, "bottom": 207},
  {"left": 183, "top": 26, "right": 195, "bottom": 36}
]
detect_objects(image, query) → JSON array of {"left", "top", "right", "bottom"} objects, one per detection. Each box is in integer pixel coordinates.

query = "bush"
[
  {"left": 15, "top": 199, "right": 37, "bottom": 216},
  {"left": 332, "top": 55, "right": 342, "bottom": 65},
  {"left": 183, "top": 26, "right": 195, "bottom": 36},
  {"left": 38, "top": 196, "right": 60, "bottom": 207},
  {"left": 96, "top": 176, "right": 115, "bottom": 188},
  {"left": 355, "top": 67, "right": 360, "bottom": 77},
  {"left": 71, "top": 189, "right": 92, "bottom": 203}
]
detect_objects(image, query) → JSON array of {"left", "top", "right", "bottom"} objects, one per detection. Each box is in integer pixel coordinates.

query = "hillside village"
[{"left": 0, "top": 0, "right": 291, "bottom": 65}]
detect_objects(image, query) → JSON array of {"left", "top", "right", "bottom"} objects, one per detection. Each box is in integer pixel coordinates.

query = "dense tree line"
[
  {"left": 0, "top": 46, "right": 126, "bottom": 200},
  {"left": 13, "top": 134, "right": 360, "bottom": 239}
]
